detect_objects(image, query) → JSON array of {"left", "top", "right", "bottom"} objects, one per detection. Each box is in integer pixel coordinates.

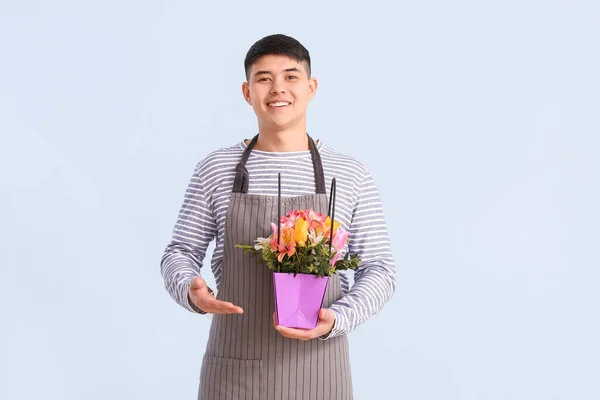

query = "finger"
[
  {"left": 276, "top": 326, "right": 315, "bottom": 341},
  {"left": 209, "top": 299, "right": 243, "bottom": 314},
  {"left": 204, "top": 306, "right": 243, "bottom": 315}
]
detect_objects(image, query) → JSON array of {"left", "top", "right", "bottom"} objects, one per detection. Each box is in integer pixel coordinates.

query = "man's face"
[{"left": 242, "top": 55, "right": 317, "bottom": 131}]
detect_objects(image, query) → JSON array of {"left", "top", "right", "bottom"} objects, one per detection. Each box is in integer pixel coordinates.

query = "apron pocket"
[{"left": 200, "top": 355, "right": 264, "bottom": 400}]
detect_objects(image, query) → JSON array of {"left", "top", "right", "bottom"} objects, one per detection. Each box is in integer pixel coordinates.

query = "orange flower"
[
  {"left": 294, "top": 218, "right": 308, "bottom": 247},
  {"left": 271, "top": 223, "right": 296, "bottom": 261},
  {"left": 322, "top": 216, "right": 341, "bottom": 240}
]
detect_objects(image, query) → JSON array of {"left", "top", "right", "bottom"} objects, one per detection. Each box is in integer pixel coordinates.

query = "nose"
[
  {"left": 270, "top": 77, "right": 286, "bottom": 95},
  {"left": 270, "top": 86, "right": 286, "bottom": 95}
]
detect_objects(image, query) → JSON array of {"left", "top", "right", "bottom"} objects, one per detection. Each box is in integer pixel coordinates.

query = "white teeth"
[{"left": 269, "top": 102, "right": 290, "bottom": 107}]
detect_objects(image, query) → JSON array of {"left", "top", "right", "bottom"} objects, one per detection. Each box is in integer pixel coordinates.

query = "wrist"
[{"left": 187, "top": 285, "right": 215, "bottom": 314}]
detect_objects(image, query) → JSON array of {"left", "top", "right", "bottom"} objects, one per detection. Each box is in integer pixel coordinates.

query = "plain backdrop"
[{"left": 1, "top": 1, "right": 599, "bottom": 399}]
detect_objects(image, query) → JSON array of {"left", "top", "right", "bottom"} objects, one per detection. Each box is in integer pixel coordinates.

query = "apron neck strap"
[{"left": 232, "top": 133, "right": 326, "bottom": 194}]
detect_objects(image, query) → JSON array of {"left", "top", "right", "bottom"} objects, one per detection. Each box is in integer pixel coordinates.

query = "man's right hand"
[{"left": 188, "top": 277, "right": 244, "bottom": 314}]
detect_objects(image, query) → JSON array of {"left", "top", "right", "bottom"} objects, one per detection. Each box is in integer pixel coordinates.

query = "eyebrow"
[{"left": 253, "top": 67, "right": 302, "bottom": 77}]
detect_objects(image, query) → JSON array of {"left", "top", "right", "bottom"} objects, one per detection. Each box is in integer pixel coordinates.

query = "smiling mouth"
[{"left": 267, "top": 101, "right": 291, "bottom": 108}]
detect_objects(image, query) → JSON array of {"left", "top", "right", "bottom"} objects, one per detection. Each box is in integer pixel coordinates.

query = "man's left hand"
[{"left": 273, "top": 309, "right": 335, "bottom": 341}]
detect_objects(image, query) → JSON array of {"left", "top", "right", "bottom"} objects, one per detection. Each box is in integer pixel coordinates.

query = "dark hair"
[{"left": 244, "top": 34, "right": 311, "bottom": 81}]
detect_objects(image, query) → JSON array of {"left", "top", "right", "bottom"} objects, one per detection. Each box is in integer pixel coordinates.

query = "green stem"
[{"left": 296, "top": 248, "right": 302, "bottom": 274}]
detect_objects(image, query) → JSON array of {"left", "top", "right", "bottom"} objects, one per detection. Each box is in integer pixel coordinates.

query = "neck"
[{"left": 253, "top": 123, "right": 311, "bottom": 152}]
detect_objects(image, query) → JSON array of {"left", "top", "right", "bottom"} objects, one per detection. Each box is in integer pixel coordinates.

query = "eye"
[
  {"left": 287, "top": 75, "right": 298, "bottom": 80},
  {"left": 258, "top": 77, "right": 271, "bottom": 82}
]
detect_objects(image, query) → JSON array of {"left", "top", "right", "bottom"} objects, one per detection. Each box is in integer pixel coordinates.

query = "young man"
[{"left": 161, "top": 34, "right": 396, "bottom": 400}]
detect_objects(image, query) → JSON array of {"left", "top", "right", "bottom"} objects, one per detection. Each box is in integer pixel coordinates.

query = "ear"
[
  {"left": 308, "top": 77, "right": 318, "bottom": 100},
  {"left": 241, "top": 82, "right": 252, "bottom": 106}
]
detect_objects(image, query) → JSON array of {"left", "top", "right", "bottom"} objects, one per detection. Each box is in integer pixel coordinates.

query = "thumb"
[
  {"left": 318, "top": 308, "right": 333, "bottom": 321},
  {"left": 189, "top": 277, "right": 206, "bottom": 291}
]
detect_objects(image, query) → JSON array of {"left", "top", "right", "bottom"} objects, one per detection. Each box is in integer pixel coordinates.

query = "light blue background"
[{"left": 1, "top": 1, "right": 599, "bottom": 399}]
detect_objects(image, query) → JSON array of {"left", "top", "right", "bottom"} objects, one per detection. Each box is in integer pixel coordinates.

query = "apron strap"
[
  {"left": 309, "top": 136, "right": 326, "bottom": 194},
  {"left": 327, "top": 177, "right": 337, "bottom": 252},
  {"left": 232, "top": 135, "right": 258, "bottom": 194},
  {"left": 232, "top": 133, "right": 326, "bottom": 194}
]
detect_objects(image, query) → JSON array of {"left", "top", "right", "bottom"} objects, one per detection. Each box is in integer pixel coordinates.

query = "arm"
[
  {"left": 160, "top": 164, "right": 217, "bottom": 314},
  {"left": 322, "top": 168, "right": 396, "bottom": 339}
]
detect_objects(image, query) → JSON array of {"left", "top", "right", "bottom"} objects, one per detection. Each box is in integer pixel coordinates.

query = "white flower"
[
  {"left": 308, "top": 228, "right": 324, "bottom": 246},
  {"left": 254, "top": 236, "right": 270, "bottom": 250}
]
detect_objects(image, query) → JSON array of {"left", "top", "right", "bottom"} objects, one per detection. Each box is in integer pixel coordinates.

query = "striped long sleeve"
[
  {"left": 160, "top": 165, "right": 217, "bottom": 313},
  {"left": 324, "top": 168, "right": 396, "bottom": 338}
]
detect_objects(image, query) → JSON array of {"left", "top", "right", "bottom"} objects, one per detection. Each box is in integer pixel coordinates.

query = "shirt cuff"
[
  {"left": 184, "top": 277, "right": 209, "bottom": 314},
  {"left": 318, "top": 308, "right": 346, "bottom": 340}
]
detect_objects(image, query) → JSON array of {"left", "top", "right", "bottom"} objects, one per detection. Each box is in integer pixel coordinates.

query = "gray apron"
[{"left": 198, "top": 134, "right": 353, "bottom": 400}]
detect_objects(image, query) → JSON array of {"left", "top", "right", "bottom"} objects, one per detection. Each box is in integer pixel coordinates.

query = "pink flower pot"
[{"left": 273, "top": 272, "right": 329, "bottom": 330}]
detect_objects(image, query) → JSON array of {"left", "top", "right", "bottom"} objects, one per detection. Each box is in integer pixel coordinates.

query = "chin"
[{"left": 264, "top": 117, "right": 295, "bottom": 129}]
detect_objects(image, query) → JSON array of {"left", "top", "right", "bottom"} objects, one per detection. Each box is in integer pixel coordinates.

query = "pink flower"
[
  {"left": 270, "top": 223, "right": 279, "bottom": 251},
  {"left": 329, "top": 228, "right": 349, "bottom": 266},
  {"left": 330, "top": 251, "right": 342, "bottom": 267},
  {"left": 308, "top": 208, "right": 326, "bottom": 222},
  {"left": 331, "top": 228, "right": 350, "bottom": 252},
  {"left": 285, "top": 210, "right": 302, "bottom": 222},
  {"left": 279, "top": 216, "right": 295, "bottom": 228},
  {"left": 306, "top": 208, "right": 326, "bottom": 230}
]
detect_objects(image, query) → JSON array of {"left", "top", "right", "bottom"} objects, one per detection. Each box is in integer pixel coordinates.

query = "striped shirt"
[{"left": 160, "top": 139, "right": 396, "bottom": 338}]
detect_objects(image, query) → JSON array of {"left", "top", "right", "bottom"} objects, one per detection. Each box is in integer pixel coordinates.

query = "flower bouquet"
[{"left": 236, "top": 207, "right": 360, "bottom": 329}]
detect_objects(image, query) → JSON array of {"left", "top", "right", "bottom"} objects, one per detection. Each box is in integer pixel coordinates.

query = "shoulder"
[
  {"left": 193, "top": 141, "right": 245, "bottom": 176},
  {"left": 319, "top": 143, "right": 369, "bottom": 181}
]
